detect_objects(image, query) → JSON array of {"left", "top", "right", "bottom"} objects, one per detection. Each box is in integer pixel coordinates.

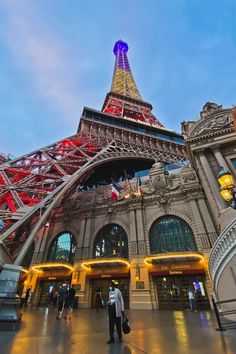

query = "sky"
[{"left": 0, "top": 0, "right": 236, "bottom": 157}]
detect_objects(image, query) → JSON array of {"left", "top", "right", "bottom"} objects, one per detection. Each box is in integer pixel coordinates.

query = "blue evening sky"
[{"left": 0, "top": 0, "right": 235, "bottom": 157}]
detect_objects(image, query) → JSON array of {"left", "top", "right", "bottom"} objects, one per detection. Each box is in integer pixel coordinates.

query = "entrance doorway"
[
  {"left": 155, "top": 274, "right": 209, "bottom": 310},
  {"left": 38, "top": 279, "right": 70, "bottom": 307},
  {"left": 91, "top": 278, "right": 129, "bottom": 309}
]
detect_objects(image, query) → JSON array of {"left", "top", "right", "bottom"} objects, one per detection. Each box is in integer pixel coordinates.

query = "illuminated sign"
[{"left": 169, "top": 271, "right": 183, "bottom": 275}]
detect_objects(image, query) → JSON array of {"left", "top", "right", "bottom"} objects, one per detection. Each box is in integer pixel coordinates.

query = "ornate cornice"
[{"left": 188, "top": 107, "right": 233, "bottom": 139}]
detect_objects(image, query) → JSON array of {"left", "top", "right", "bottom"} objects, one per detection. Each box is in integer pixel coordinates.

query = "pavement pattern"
[{"left": 1, "top": 308, "right": 236, "bottom": 354}]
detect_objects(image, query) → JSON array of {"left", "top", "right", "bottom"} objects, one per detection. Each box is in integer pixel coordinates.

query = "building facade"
[
  {"left": 27, "top": 161, "right": 216, "bottom": 310},
  {"left": 182, "top": 102, "right": 236, "bottom": 313}
]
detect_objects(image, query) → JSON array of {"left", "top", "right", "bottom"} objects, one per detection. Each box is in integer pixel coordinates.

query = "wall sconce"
[
  {"left": 217, "top": 167, "right": 236, "bottom": 209},
  {"left": 135, "top": 265, "right": 140, "bottom": 281}
]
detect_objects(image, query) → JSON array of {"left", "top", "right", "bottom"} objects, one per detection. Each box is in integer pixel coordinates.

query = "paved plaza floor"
[{"left": 1, "top": 307, "right": 236, "bottom": 354}]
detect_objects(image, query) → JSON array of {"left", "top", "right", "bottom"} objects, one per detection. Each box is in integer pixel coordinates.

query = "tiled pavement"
[{"left": 1, "top": 308, "right": 236, "bottom": 354}]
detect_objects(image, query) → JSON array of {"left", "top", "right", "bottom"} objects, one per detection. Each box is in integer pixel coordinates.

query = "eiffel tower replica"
[{"left": 0, "top": 41, "right": 187, "bottom": 294}]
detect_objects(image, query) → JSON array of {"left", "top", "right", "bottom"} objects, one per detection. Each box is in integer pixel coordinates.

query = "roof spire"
[{"left": 111, "top": 40, "right": 142, "bottom": 101}]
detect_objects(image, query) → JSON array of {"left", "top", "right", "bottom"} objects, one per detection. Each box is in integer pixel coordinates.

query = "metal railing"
[
  {"left": 209, "top": 218, "right": 236, "bottom": 287},
  {"left": 212, "top": 296, "right": 236, "bottom": 331}
]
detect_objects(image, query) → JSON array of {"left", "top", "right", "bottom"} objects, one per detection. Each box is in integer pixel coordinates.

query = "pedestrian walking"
[
  {"left": 95, "top": 288, "right": 102, "bottom": 312},
  {"left": 64, "top": 284, "right": 76, "bottom": 320},
  {"left": 24, "top": 287, "right": 31, "bottom": 308},
  {"left": 107, "top": 281, "right": 124, "bottom": 344},
  {"left": 188, "top": 287, "right": 197, "bottom": 312},
  {"left": 56, "top": 284, "right": 68, "bottom": 320}
]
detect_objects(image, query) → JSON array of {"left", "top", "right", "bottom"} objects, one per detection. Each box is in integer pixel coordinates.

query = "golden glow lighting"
[
  {"left": 220, "top": 187, "right": 234, "bottom": 202},
  {"left": 21, "top": 268, "right": 29, "bottom": 274},
  {"left": 31, "top": 263, "right": 74, "bottom": 272},
  {"left": 144, "top": 252, "right": 205, "bottom": 265},
  {"left": 217, "top": 170, "right": 234, "bottom": 189},
  {"left": 81, "top": 258, "right": 130, "bottom": 270}
]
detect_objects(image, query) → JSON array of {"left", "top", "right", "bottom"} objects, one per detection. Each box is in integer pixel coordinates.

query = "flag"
[
  {"left": 124, "top": 170, "right": 132, "bottom": 198},
  {"left": 136, "top": 175, "right": 142, "bottom": 197},
  {"left": 124, "top": 178, "right": 130, "bottom": 194},
  {"left": 111, "top": 182, "right": 122, "bottom": 201}
]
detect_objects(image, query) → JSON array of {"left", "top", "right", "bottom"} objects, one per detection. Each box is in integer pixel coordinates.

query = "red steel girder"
[{"left": 0, "top": 132, "right": 104, "bottom": 238}]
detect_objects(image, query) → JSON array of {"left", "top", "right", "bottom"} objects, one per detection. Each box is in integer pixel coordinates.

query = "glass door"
[
  {"left": 91, "top": 278, "right": 129, "bottom": 309},
  {"left": 156, "top": 274, "right": 209, "bottom": 310}
]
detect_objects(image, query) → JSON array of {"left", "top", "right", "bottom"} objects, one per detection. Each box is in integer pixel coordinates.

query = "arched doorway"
[
  {"left": 91, "top": 224, "right": 129, "bottom": 309},
  {"left": 38, "top": 232, "right": 75, "bottom": 307},
  {"left": 149, "top": 216, "right": 209, "bottom": 310}
]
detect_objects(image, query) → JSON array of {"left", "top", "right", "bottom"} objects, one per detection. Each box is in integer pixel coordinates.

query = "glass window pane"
[
  {"left": 149, "top": 216, "right": 197, "bottom": 253},
  {"left": 47, "top": 232, "right": 75, "bottom": 263},
  {"left": 94, "top": 224, "right": 128, "bottom": 259}
]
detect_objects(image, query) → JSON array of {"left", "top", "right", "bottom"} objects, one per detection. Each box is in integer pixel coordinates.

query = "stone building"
[
  {"left": 182, "top": 102, "right": 236, "bottom": 310},
  {"left": 29, "top": 160, "right": 216, "bottom": 310}
]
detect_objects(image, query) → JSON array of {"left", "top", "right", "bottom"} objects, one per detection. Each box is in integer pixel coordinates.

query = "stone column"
[
  {"left": 197, "top": 198, "right": 218, "bottom": 245},
  {"left": 198, "top": 151, "right": 226, "bottom": 210},
  {"left": 136, "top": 207, "right": 146, "bottom": 254},
  {"left": 82, "top": 217, "right": 92, "bottom": 259},
  {"left": 188, "top": 199, "right": 210, "bottom": 249},
  {"left": 212, "top": 147, "right": 230, "bottom": 172},
  {"left": 0, "top": 264, "right": 22, "bottom": 330},
  {"left": 129, "top": 208, "right": 138, "bottom": 256},
  {"left": 76, "top": 218, "right": 86, "bottom": 260}
]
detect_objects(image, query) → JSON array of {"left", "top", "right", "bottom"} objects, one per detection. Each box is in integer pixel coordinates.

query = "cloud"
[{"left": 0, "top": 0, "right": 81, "bottom": 122}]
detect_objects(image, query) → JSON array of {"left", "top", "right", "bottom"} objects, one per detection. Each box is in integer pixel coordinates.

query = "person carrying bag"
[
  {"left": 107, "top": 281, "right": 125, "bottom": 344},
  {"left": 122, "top": 313, "right": 131, "bottom": 334}
]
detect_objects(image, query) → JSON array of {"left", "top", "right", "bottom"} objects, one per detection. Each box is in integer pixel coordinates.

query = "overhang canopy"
[
  {"left": 144, "top": 252, "right": 205, "bottom": 265},
  {"left": 31, "top": 262, "right": 74, "bottom": 273},
  {"left": 81, "top": 257, "right": 130, "bottom": 270}
]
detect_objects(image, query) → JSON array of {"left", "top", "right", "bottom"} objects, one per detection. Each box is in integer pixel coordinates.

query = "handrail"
[
  {"left": 211, "top": 296, "right": 236, "bottom": 331},
  {"left": 208, "top": 217, "right": 236, "bottom": 285}
]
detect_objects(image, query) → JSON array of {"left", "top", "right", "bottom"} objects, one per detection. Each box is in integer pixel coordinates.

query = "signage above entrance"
[{"left": 146, "top": 259, "right": 205, "bottom": 276}]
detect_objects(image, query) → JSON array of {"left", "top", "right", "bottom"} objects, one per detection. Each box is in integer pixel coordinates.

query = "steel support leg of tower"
[{"left": 0, "top": 264, "right": 22, "bottom": 331}]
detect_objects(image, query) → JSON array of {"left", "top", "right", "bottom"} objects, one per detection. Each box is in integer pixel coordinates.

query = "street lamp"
[{"left": 217, "top": 168, "right": 236, "bottom": 209}]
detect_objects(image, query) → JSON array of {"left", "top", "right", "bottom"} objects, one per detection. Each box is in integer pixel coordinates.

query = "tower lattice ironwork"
[
  {"left": 103, "top": 40, "right": 164, "bottom": 128},
  {"left": 0, "top": 40, "right": 187, "bottom": 264}
]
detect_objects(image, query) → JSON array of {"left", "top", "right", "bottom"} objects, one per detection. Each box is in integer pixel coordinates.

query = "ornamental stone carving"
[
  {"left": 181, "top": 102, "right": 233, "bottom": 139},
  {"left": 191, "top": 111, "right": 232, "bottom": 137},
  {"left": 156, "top": 189, "right": 172, "bottom": 207},
  {"left": 180, "top": 165, "right": 198, "bottom": 184},
  {"left": 200, "top": 102, "right": 222, "bottom": 119}
]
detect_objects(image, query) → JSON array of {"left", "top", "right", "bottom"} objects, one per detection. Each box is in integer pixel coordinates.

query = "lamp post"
[{"left": 217, "top": 168, "right": 236, "bottom": 209}]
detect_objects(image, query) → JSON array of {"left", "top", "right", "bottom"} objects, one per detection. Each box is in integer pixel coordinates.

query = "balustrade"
[{"left": 209, "top": 218, "right": 236, "bottom": 283}]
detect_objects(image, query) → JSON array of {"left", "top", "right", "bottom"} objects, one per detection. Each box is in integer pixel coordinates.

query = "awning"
[
  {"left": 144, "top": 252, "right": 205, "bottom": 265},
  {"left": 31, "top": 262, "right": 74, "bottom": 273},
  {"left": 81, "top": 258, "right": 130, "bottom": 270}
]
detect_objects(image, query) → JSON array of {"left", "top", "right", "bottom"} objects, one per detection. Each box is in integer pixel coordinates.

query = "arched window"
[
  {"left": 94, "top": 224, "right": 128, "bottom": 258},
  {"left": 149, "top": 216, "right": 197, "bottom": 254},
  {"left": 47, "top": 232, "right": 75, "bottom": 263}
]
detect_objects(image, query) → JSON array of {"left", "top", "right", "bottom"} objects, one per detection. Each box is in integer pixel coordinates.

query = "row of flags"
[{"left": 111, "top": 175, "right": 142, "bottom": 202}]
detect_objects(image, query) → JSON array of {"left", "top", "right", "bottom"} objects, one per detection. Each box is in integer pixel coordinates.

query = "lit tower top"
[
  {"left": 103, "top": 40, "right": 164, "bottom": 128},
  {"left": 111, "top": 40, "right": 142, "bottom": 100}
]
